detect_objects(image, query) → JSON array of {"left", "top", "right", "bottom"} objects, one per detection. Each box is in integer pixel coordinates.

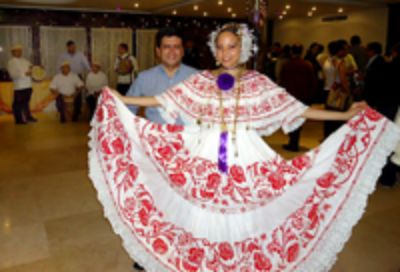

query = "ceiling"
[{"left": 0, "top": 0, "right": 397, "bottom": 19}]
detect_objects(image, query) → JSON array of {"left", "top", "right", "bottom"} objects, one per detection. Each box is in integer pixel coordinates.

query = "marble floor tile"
[{"left": 0, "top": 223, "right": 49, "bottom": 270}]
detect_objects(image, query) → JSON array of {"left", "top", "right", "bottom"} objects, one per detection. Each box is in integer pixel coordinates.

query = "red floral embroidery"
[
  {"left": 254, "top": 252, "right": 272, "bottom": 270},
  {"left": 230, "top": 165, "right": 246, "bottom": 184},
  {"left": 206, "top": 173, "right": 222, "bottom": 190},
  {"left": 317, "top": 172, "right": 337, "bottom": 188},
  {"left": 92, "top": 89, "right": 385, "bottom": 272},
  {"left": 169, "top": 173, "right": 187, "bottom": 187},
  {"left": 152, "top": 238, "right": 169, "bottom": 255},
  {"left": 219, "top": 242, "right": 235, "bottom": 260}
]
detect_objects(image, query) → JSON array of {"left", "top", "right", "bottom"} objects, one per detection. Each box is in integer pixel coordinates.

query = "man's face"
[
  {"left": 11, "top": 49, "right": 22, "bottom": 58},
  {"left": 61, "top": 65, "right": 71, "bottom": 75},
  {"left": 92, "top": 64, "right": 100, "bottom": 73},
  {"left": 67, "top": 44, "right": 76, "bottom": 54},
  {"left": 118, "top": 46, "right": 127, "bottom": 55},
  {"left": 156, "top": 36, "right": 184, "bottom": 69}
]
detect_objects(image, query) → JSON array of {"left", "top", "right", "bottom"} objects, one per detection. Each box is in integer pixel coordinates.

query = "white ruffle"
[
  {"left": 296, "top": 121, "right": 400, "bottom": 272},
  {"left": 89, "top": 90, "right": 400, "bottom": 272}
]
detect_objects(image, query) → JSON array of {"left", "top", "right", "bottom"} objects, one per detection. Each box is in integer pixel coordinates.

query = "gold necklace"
[{"left": 217, "top": 69, "right": 242, "bottom": 157}]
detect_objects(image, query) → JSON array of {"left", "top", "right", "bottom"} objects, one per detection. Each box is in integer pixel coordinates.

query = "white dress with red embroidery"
[{"left": 89, "top": 71, "right": 400, "bottom": 272}]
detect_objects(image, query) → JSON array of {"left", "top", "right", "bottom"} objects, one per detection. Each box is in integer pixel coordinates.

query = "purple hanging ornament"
[
  {"left": 216, "top": 73, "right": 235, "bottom": 173},
  {"left": 217, "top": 73, "right": 235, "bottom": 91}
]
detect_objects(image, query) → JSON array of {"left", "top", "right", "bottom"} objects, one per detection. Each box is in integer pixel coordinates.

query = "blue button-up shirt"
[
  {"left": 58, "top": 52, "right": 91, "bottom": 75},
  {"left": 126, "top": 64, "right": 197, "bottom": 124}
]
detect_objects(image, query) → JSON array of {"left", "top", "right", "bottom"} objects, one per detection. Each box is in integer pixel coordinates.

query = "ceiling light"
[
  {"left": 172, "top": 9, "right": 177, "bottom": 15},
  {"left": 227, "top": 7, "right": 232, "bottom": 13},
  {"left": 285, "top": 4, "right": 291, "bottom": 10},
  {"left": 203, "top": 11, "right": 208, "bottom": 17},
  {"left": 338, "top": 7, "right": 343, "bottom": 13},
  {"left": 279, "top": 15, "right": 284, "bottom": 20},
  {"left": 311, "top": 6, "right": 317, "bottom": 11},
  {"left": 308, "top": 11, "right": 313, "bottom": 17},
  {"left": 282, "top": 10, "right": 287, "bottom": 15},
  {"left": 218, "top": 0, "right": 223, "bottom": 5},
  {"left": 194, "top": 5, "right": 199, "bottom": 11},
  {"left": 134, "top": 2, "right": 139, "bottom": 8},
  {"left": 232, "top": 13, "right": 237, "bottom": 18}
]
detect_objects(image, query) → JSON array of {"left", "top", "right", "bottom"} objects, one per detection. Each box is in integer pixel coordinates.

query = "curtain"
[
  {"left": 91, "top": 28, "right": 133, "bottom": 88},
  {"left": 136, "top": 29, "right": 158, "bottom": 72},
  {"left": 40, "top": 26, "right": 87, "bottom": 77},
  {"left": 0, "top": 26, "right": 32, "bottom": 69}
]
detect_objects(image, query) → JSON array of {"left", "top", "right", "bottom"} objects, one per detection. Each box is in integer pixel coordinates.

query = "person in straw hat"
[
  {"left": 85, "top": 61, "right": 108, "bottom": 120},
  {"left": 50, "top": 61, "right": 83, "bottom": 123},
  {"left": 7, "top": 44, "right": 37, "bottom": 124}
]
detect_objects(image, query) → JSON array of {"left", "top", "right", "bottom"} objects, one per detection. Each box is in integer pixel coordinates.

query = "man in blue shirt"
[
  {"left": 126, "top": 28, "right": 197, "bottom": 124},
  {"left": 57, "top": 40, "right": 91, "bottom": 77},
  {"left": 127, "top": 28, "right": 196, "bottom": 272}
]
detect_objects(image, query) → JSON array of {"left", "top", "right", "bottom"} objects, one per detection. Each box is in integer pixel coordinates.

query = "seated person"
[
  {"left": 50, "top": 61, "right": 84, "bottom": 122},
  {"left": 85, "top": 62, "right": 108, "bottom": 120}
]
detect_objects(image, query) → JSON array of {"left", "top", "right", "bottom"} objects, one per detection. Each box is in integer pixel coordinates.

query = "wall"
[
  {"left": 273, "top": 7, "right": 388, "bottom": 51},
  {"left": 0, "top": 7, "right": 241, "bottom": 69}
]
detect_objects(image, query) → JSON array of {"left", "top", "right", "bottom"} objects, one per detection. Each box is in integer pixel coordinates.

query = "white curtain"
[
  {"left": 136, "top": 29, "right": 158, "bottom": 72},
  {"left": 40, "top": 26, "right": 87, "bottom": 77},
  {"left": 0, "top": 26, "right": 32, "bottom": 69},
  {"left": 91, "top": 28, "right": 133, "bottom": 88}
]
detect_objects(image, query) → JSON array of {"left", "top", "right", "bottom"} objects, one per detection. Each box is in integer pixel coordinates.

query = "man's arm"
[{"left": 81, "top": 53, "right": 91, "bottom": 72}]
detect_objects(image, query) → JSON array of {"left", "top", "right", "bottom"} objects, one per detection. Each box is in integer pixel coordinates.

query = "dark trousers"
[
  {"left": 323, "top": 91, "right": 345, "bottom": 139},
  {"left": 12, "top": 88, "right": 34, "bottom": 123},
  {"left": 116, "top": 84, "right": 131, "bottom": 95},
  {"left": 86, "top": 94, "right": 98, "bottom": 120},
  {"left": 55, "top": 93, "right": 81, "bottom": 122},
  {"left": 287, "top": 127, "right": 302, "bottom": 149}
]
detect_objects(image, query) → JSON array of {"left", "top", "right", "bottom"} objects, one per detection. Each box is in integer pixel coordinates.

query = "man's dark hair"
[
  {"left": 66, "top": 40, "right": 75, "bottom": 47},
  {"left": 119, "top": 43, "right": 129, "bottom": 51},
  {"left": 350, "top": 35, "right": 361, "bottom": 46},
  {"left": 328, "top": 41, "right": 340, "bottom": 56},
  {"left": 392, "top": 42, "right": 400, "bottom": 54},
  {"left": 367, "top": 42, "right": 382, "bottom": 55},
  {"left": 291, "top": 44, "right": 303, "bottom": 56},
  {"left": 337, "top": 39, "right": 348, "bottom": 50},
  {"left": 156, "top": 28, "right": 183, "bottom": 48}
]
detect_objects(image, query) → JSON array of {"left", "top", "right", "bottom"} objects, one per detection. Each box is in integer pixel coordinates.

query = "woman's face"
[{"left": 215, "top": 31, "right": 242, "bottom": 70}]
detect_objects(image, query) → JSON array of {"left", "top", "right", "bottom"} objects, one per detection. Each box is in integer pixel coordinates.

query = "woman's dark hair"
[{"left": 156, "top": 27, "right": 183, "bottom": 48}]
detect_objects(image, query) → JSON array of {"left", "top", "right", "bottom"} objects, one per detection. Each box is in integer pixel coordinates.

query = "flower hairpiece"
[{"left": 207, "top": 23, "right": 258, "bottom": 64}]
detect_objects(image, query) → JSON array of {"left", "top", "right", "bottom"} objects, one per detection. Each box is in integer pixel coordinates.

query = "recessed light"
[
  {"left": 311, "top": 6, "right": 317, "bottom": 11},
  {"left": 194, "top": 5, "right": 199, "bottom": 11},
  {"left": 279, "top": 15, "right": 284, "bottom": 20},
  {"left": 308, "top": 11, "right": 313, "bottom": 16},
  {"left": 218, "top": 0, "right": 223, "bottom": 5},
  {"left": 232, "top": 13, "right": 237, "bottom": 18},
  {"left": 134, "top": 2, "right": 139, "bottom": 8},
  {"left": 172, "top": 9, "right": 177, "bottom": 15},
  {"left": 338, "top": 7, "right": 343, "bottom": 13},
  {"left": 203, "top": 11, "right": 208, "bottom": 16},
  {"left": 285, "top": 4, "right": 291, "bottom": 10},
  {"left": 227, "top": 7, "right": 232, "bottom": 13},
  {"left": 282, "top": 10, "right": 287, "bottom": 15}
]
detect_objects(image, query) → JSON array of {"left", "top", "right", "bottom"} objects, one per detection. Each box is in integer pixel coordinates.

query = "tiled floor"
[{"left": 0, "top": 113, "right": 399, "bottom": 272}]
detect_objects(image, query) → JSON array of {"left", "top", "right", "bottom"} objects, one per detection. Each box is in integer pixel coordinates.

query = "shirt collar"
[{"left": 158, "top": 63, "right": 183, "bottom": 79}]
